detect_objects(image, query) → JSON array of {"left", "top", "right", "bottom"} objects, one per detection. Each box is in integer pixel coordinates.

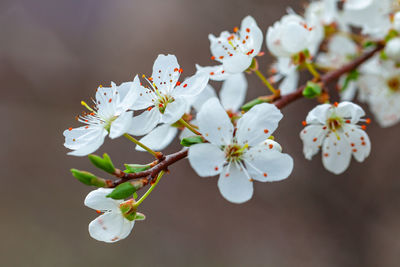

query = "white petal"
[
  {"left": 236, "top": 103, "right": 283, "bottom": 146},
  {"left": 197, "top": 98, "right": 234, "bottom": 146},
  {"left": 279, "top": 70, "right": 299, "bottom": 95},
  {"left": 240, "top": 15, "right": 263, "bottom": 55},
  {"left": 136, "top": 124, "right": 178, "bottom": 151},
  {"left": 305, "top": 104, "right": 331, "bottom": 124},
  {"left": 128, "top": 108, "right": 161, "bottom": 136},
  {"left": 336, "top": 101, "right": 365, "bottom": 123},
  {"left": 300, "top": 125, "right": 328, "bottom": 160},
  {"left": 95, "top": 85, "right": 118, "bottom": 119},
  {"left": 151, "top": 54, "right": 180, "bottom": 94},
  {"left": 190, "top": 84, "right": 217, "bottom": 112},
  {"left": 131, "top": 75, "right": 155, "bottom": 110},
  {"left": 84, "top": 188, "right": 121, "bottom": 211},
  {"left": 117, "top": 80, "right": 137, "bottom": 111},
  {"left": 88, "top": 212, "right": 134, "bottom": 243},
  {"left": 64, "top": 126, "right": 108, "bottom": 156},
  {"left": 173, "top": 72, "right": 209, "bottom": 98},
  {"left": 196, "top": 64, "right": 231, "bottom": 81},
  {"left": 244, "top": 148, "right": 293, "bottom": 182},
  {"left": 223, "top": 53, "right": 253, "bottom": 74},
  {"left": 218, "top": 164, "right": 253, "bottom": 204},
  {"left": 342, "top": 124, "right": 371, "bottom": 162},
  {"left": 188, "top": 143, "right": 226, "bottom": 177},
  {"left": 322, "top": 132, "right": 352, "bottom": 174},
  {"left": 109, "top": 111, "right": 134, "bottom": 139},
  {"left": 220, "top": 73, "right": 247, "bottom": 112},
  {"left": 161, "top": 97, "right": 187, "bottom": 124}
]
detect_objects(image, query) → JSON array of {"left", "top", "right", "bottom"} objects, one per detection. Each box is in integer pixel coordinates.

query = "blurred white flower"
[
  {"left": 188, "top": 98, "right": 293, "bottom": 204},
  {"left": 196, "top": 16, "right": 263, "bottom": 80},
  {"left": 63, "top": 81, "right": 136, "bottom": 156},
  {"left": 84, "top": 188, "right": 135, "bottom": 243},
  {"left": 269, "top": 57, "right": 299, "bottom": 95},
  {"left": 385, "top": 37, "right": 400, "bottom": 62},
  {"left": 300, "top": 102, "right": 371, "bottom": 174}
]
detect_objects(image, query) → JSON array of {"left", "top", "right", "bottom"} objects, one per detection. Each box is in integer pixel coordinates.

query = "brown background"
[{"left": 1, "top": 0, "right": 400, "bottom": 266}]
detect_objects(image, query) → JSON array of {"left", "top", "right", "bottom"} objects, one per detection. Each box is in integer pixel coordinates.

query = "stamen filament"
[
  {"left": 123, "top": 134, "right": 158, "bottom": 158},
  {"left": 305, "top": 62, "right": 320, "bottom": 80}
]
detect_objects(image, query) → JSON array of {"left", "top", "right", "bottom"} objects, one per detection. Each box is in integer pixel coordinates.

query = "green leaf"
[
  {"left": 241, "top": 98, "right": 263, "bottom": 111},
  {"left": 70, "top": 169, "right": 106, "bottom": 187},
  {"left": 180, "top": 136, "right": 204, "bottom": 147},
  {"left": 124, "top": 164, "right": 151, "bottom": 173},
  {"left": 302, "top": 81, "right": 322, "bottom": 99},
  {"left": 362, "top": 40, "right": 375, "bottom": 48},
  {"left": 106, "top": 182, "right": 137, "bottom": 200},
  {"left": 88, "top": 153, "right": 115, "bottom": 174},
  {"left": 134, "top": 212, "right": 146, "bottom": 221},
  {"left": 133, "top": 192, "right": 138, "bottom": 199}
]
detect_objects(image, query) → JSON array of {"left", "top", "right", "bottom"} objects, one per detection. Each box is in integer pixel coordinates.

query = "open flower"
[
  {"left": 188, "top": 98, "right": 293, "bottom": 204},
  {"left": 84, "top": 188, "right": 135, "bottom": 243},
  {"left": 196, "top": 16, "right": 263, "bottom": 80},
  {"left": 300, "top": 102, "right": 371, "bottom": 174},
  {"left": 269, "top": 57, "right": 299, "bottom": 95},
  {"left": 63, "top": 81, "right": 136, "bottom": 156},
  {"left": 128, "top": 54, "right": 209, "bottom": 136}
]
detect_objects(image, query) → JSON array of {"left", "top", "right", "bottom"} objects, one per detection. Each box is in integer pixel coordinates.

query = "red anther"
[
  {"left": 178, "top": 68, "right": 183, "bottom": 73},
  {"left": 352, "top": 148, "right": 358, "bottom": 152},
  {"left": 219, "top": 56, "right": 224, "bottom": 59},
  {"left": 174, "top": 68, "right": 178, "bottom": 72},
  {"left": 346, "top": 120, "right": 351, "bottom": 123},
  {"left": 264, "top": 129, "right": 269, "bottom": 134},
  {"left": 333, "top": 102, "right": 338, "bottom": 107},
  {"left": 302, "top": 120, "right": 307, "bottom": 126},
  {"left": 158, "top": 103, "right": 163, "bottom": 108},
  {"left": 68, "top": 127, "right": 72, "bottom": 131},
  {"left": 147, "top": 106, "right": 153, "bottom": 111},
  {"left": 85, "top": 119, "right": 89, "bottom": 122},
  {"left": 324, "top": 153, "right": 329, "bottom": 157},
  {"left": 108, "top": 98, "right": 112, "bottom": 103},
  {"left": 176, "top": 81, "right": 181, "bottom": 86},
  {"left": 361, "top": 125, "right": 367, "bottom": 130},
  {"left": 96, "top": 210, "right": 102, "bottom": 214},
  {"left": 313, "top": 138, "right": 317, "bottom": 142},
  {"left": 269, "top": 144, "right": 273, "bottom": 149},
  {"left": 183, "top": 84, "right": 188, "bottom": 88},
  {"left": 229, "top": 53, "right": 233, "bottom": 57},
  {"left": 85, "top": 126, "right": 89, "bottom": 129},
  {"left": 210, "top": 72, "right": 215, "bottom": 75},
  {"left": 221, "top": 70, "right": 225, "bottom": 73},
  {"left": 214, "top": 167, "right": 219, "bottom": 171},
  {"left": 362, "top": 141, "right": 366, "bottom": 146},
  {"left": 246, "top": 28, "right": 250, "bottom": 33},
  {"left": 233, "top": 26, "right": 239, "bottom": 33},
  {"left": 263, "top": 173, "right": 267, "bottom": 177},
  {"left": 211, "top": 56, "right": 216, "bottom": 60},
  {"left": 366, "top": 118, "right": 371, "bottom": 124},
  {"left": 351, "top": 143, "right": 355, "bottom": 147}
]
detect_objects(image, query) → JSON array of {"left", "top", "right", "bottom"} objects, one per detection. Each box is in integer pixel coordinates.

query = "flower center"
[
  {"left": 224, "top": 143, "right": 249, "bottom": 162},
  {"left": 387, "top": 77, "right": 400, "bottom": 92},
  {"left": 156, "top": 94, "right": 174, "bottom": 114},
  {"left": 326, "top": 116, "right": 343, "bottom": 131}
]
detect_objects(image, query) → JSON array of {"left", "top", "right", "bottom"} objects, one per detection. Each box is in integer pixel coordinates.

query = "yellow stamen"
[{"left": 81, "top": 101, "right": 94, "bottom": 112}]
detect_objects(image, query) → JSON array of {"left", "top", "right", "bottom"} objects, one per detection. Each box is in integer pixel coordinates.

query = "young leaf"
[
  {"left": 124, "top": 164, "right": 151, "bottom": 173},
  {"left": 181, "top": 136, "right": 204, "bottom": 147},
  {"left": 134, "top": 212, "right": 146, "bottom": 221},
  {"left": 88, "top": 153, "right": 115, "bottom": 174},
  {"left": 107, "top": 182, "right": 136, "bottom": 200},
  {"left": 302, "top": 81, "right": 322, "bottom": 99},
  {"left": 70, "top": 169, "right": 106, "bottom": 187},
  {"left": 241, "top": 98, "right": 264, "bottom": 111}
]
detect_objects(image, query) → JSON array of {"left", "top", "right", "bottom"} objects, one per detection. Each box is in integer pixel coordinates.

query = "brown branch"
[{"left": 108, "top": 44, "right": 384, "bottom": 188}]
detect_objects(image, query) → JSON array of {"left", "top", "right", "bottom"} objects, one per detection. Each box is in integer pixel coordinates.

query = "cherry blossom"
[
  {"left": 300, "top": 102, "right": 371, "bottom": 174},
  {"left": 63, "top": 81, "right": 136, "bottom": 156},
  {"left": 84, "top": 188, "right": 135, "bottom": 243},
  {"left": 196, "top": 16, "right": 263, "bottom": 80},
  {"left": 128, "top": 54, "right": 209, "bottom": 136},
  {"left": 188, "top": 98, "right": 293, "bottom": 203}
]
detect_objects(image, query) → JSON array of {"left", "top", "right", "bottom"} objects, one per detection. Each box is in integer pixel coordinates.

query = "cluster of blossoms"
[{"left": 64, "top": 0, "right": 400, "bottom": 243}]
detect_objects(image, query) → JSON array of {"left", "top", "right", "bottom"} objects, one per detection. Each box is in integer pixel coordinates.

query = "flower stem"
[
  {"left": 305, "top": 62, "right": 320, "bottom": 80},
  {"left": 253, "top": 69, "right": 279, "bottom": 95},
  {"left": 134, "top": 170, "right": 165, "bottom": 207},
  {"left": 123, "top": 133, "right": 158, "bottom": 157},
  {"left": 179, "top": 118, "right": 201, "bottom": 135}
]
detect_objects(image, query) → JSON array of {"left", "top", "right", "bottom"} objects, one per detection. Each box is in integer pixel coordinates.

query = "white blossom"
[
  {"left": 84, "top": 188, "right": 135, "bottom": 243},
  {"left": 385, "top": 37, "right": 400, "bottom": 62},
  {"left": 63, "top": 81, "right": 136, "bottom": 156},
  {"left": 196, "top": 16, "right": 263, "bottom": 80},
  {"left": 188, "top": 98, "right": 293, "bottom": 203},
  {"left": 269, "top": 57, "right": 299, "bottom": 95},
  {"left": 300, "top": 102, "right": 371, "bottom": 174}
]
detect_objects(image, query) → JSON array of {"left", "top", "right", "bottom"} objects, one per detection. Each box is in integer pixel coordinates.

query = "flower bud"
[{"left": 385, "top": 38, "right": 400, "bottom": 62}]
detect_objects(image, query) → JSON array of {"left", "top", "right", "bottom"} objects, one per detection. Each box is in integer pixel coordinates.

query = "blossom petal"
[
  {"left": 109, "top": 111, "right": 134, "bottom": 139},
  {"left": 305, "top": 104, "right": 331, "bottom": 124},
  {"left": 188, "top": 143, "right": 226, "bottom": 177},
  {"left": 84, "top": 188, "right": 121, "bottom": 211},
  {"left": 189, "top": 85, "right": 217, "bottom": 112},
  {"left": 244, "top": 148, "right": 293, "bottom": 182},
  {"left": 131, "top": 75, "right": 155, "bottom": 110},
  {"left": 151, "top": 54, "right": 180, "bottom": 94},
  {"left": 173, "top": 72, "right": 209, "bottom": 98},
  {"left": 161, "top": 97, "right": 187, "bottom": 124},
  {"left": 223, "top": 53, "right": 252, "bottom": 74},
  {"left": 128, "top": 108, "right": 161, "bottom": 136},
  {"left": 240, "top": 15, "right": 263, "bottom": 55},
  {"left": 117, "top": 80, "right": 137, "bottom": 112},
  {"left": 220, "top": 73, "right": 247, "bottom": 112},
  {"left": 336, "top": 101, "right": 365, "bottom": 124},
  {"left": 218, "top": 163, "right": 253, "bottom": 204},
  {"left": 236, "top": 103, "right": 283, "bottom": 146},
  {"left": 196, "top": 64, "right": 231, "bottom": 81},
  {"left": 136, "top": 124, "right": 178, "bottom": 151},
  {"left": 64, "top": 126, "right": 108, "bottom": 156},
  {"left": 279, "top": 70, "right": 299, "bottom": 95},
  {"left": 300, "top": 125, "right": 328, "bottom": 160},
  {"left": 197, "top": 98, "right": 234, "bottom": 146},
  {"left": 342, "top": 124, "right": 371, "bottom": 162},
  {"left": 88, "top": 212, "right": 134, "bottom": 243},
  {"left": 322, "top": 131, "right": 352, "bottom": 174}
]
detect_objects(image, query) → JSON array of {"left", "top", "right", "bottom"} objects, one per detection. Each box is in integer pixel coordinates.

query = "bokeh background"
[{"left": 2, "top": 0, "right": 400, "bottom": 266}]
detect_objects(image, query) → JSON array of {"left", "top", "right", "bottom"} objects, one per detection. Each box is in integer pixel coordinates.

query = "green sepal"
[
  {"left": 124, "top": 164, "right": 151, "bottom": 173},
  {"left": 106, "top": 182, "right": 137, "bottom": 200},
  {"left": 181, "top": 136, "right": 204, "bottom": 147},
  {"left": 302, "top": 81, "right": 322, "bottom": 99},
  {"left": 70, "top": 169, "right": 106, "bottom": 187},
  {"left": 119, "top": 200, "right": 137, "bottom": 221},
  {"left": 134, "top": 212, "right": 146, "bottom": 221},
  {"left": 385, "top": 29, "right": 399, "bottom": 42},
  {"left": 241, "top": 98, "right": 263, "bottom": 111},
  {"left": 88, "top": 153, "right": 115, "bottom": 174}
]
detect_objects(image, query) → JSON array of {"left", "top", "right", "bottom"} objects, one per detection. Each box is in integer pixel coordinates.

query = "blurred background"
[{"left": 1, "top": 0, "right": 400, "bottom": 266}]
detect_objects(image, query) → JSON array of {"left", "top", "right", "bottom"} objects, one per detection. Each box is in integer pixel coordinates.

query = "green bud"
[
  {"left": 134, "top": 212, "right": 146, "bottom": 221},
  {"left": 70, "top": 169, "right": 106, "bottom": 187},
  {"left": 180, "top": 136, "right": 204, "bottom": 147},
  {"left": 88, "top": 153, "right": 115, "bottom": 174},
  {"left": 106, "top": 181, "right": 143, "bottom": 200},
  {"left": 124, "top": 163, "right": 151, "bottom": 173},
  {"left": 302, "top": 81, "right": 322, "bottom": 99},
  {"left": 241, "top": 98, "right": 263, "bottom": 111}
]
